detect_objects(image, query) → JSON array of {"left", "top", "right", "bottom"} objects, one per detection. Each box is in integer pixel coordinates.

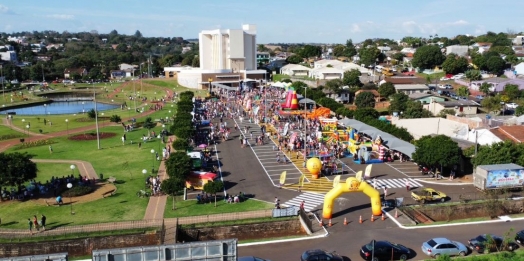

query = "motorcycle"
[{"left": 421, "top": 166, "right": 435, "bottom": 177}]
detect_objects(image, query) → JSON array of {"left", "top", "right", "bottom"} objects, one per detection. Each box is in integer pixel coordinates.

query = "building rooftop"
[
  {"left": 394, "top": 84, "right": 429, "bottom": 90},
  {"left": 386, "top": 77, "right": 426, "bottom": 85},
  {"left": 438, "top": 100, "right": 480, "bottom": 107},
  {"left": 493, "top": 125, "right": 524, "bottom": 143}
]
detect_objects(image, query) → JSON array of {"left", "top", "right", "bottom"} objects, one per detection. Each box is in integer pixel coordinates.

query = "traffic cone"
[
  {"left": 319, "top": 219, "right": 323, "bottom": 227},
  {"left": 382, "top": 213, "right": 385, "bottom": 221},
  {"left": 343, "top": 217, "right": 348, "bottom": 225},
  {"left": 395, "top": 210, "right": 398, "bottom": 218},
  {"left": 371, "top": 215, "right": 374, "bottom": 222},
  {"left": 359, "top": 215, "right": 363, "bottom": 224},
  {"left": 328, "top": 219, "right": 332, "bottom": 227}
]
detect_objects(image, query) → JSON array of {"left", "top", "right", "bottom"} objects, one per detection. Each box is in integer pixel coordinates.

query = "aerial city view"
[{"left": 2, "top": 1, "right": 524, "bottom": 261}]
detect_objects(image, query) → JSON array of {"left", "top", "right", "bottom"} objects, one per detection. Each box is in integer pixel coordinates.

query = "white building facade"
[{"left": 199, "top": 24, "right": 257, "bottom": 72}]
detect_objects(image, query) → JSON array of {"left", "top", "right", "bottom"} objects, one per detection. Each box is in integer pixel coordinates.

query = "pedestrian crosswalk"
[
  {"left": 282, "top": 192, "right": 325, "bottom": 212},
  {"left": 365, "top": 178, "right": 423, "bottom": 189}
]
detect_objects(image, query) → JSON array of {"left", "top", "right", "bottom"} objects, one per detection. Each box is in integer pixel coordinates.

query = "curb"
[{"left": 415, "top": 178, "right": 473, "bottom": 186}]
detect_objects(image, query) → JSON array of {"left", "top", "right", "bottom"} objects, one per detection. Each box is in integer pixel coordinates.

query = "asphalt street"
[{"left": 210, "top": 114, "right": 509, "bottom": 261}]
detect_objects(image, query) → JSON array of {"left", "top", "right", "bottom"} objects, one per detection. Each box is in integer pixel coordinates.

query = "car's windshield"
[
  {"left": 475, "top": 235, "right": 487, "bottom": 242},
  {"left": 365, "top": 242, "right": 374, "bottom": 250},
  {"left": 426, "top": 240, "right": 437, "bottom": 247}
]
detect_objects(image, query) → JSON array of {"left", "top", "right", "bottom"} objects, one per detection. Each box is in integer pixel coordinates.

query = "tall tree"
[
  {"left": 481, "top": 96, "right": 502, "bottom": 114},
  {"left": 332, "top": 44, "right": 345, "bottom": 57},
  {"left": 411, "top": 45, "right": 446, "bottom": 70},
  {"left": 465, "top": 70, "right": 482, "bottom": 82},
  {"left": 403, "top": 101, "right": 433, "bottom": 119},
  {"left": 142, "top": 117, "right": 157, "bottom": 137},
  {"left": 286, "top": 55, "right": 302, "bottom": 64},
  {"left": 344, "top": 39, "right": 357, "bottom": 58},
  {"left": 203, "top": 180, "right": 224, "bottom": 207},
  {"left": 388, "top": 93, "right": 410, "bottom": 114},
  {"left": 441, "top": 54, "right": 469, "bottom": 74},
  {"left": 486, "top": 56, "right": 506, "bottom": 74},
  {"left": 0, "top": 152, "right": 38, "bottom": 188},
  {"left": 479, "top": 82, "right": 492, "bottom": 96},
  {"left": 359, "top": 46, "right": 381, "bottom": 67},
  {"left": 160, "top": 176, "right": 185, "bottom": 210},
  {"left": 457, "top": 86, "right": 470, "bottom": 98},
  {"left": 412, "top": 135, "right": 462, "bottom": 170},
  {"left": 342, "top": 69, "right": 362, "bottom": 87},
  {"left": 378, "top": 82, "right": 396, "bottom": 98},
  {"left": 355, "top": 92, "right": 376, "bottom": 109},
  {"left": 470, "top": 141, "right": 524, "bottom": 167},
  {"left": 503, "top": 84, "right": 520, "bottom": 100}
]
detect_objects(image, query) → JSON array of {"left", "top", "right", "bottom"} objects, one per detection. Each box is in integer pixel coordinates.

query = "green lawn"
[
  {"left": 0, "top": 122, "right": 174, "bottom": 229},
  {"left": 0, "top": 124, "right": 25, "bottom": 141},
  {"left": 416, "top": 71, "right": 445, "bottom": 82},
  {"left": 32, "top": 163, "right": 75, "bottom": 184},
  {"left": 273, "top": 74, "right": 290, "bottom": 82},
  {"left": 163, "top": 197, "right": 273, "bottom": 218},
  {"left": 143, "top": 79, "right": 208, "bottom": 97}
]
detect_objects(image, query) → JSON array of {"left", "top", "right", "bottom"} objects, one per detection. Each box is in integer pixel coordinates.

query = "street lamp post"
[
  {"left": 82, "top": 102, "right": 85, "bottom": 114},
  {"left": 70, "top": 164, "right": 76, "bottom": 176},
  {"left": 65, "top": 119, "right": 69, "bottom": 135},
  {"left": 303, "top": 86, "right": 308, "bottom": 162},
  {"left": 44, "top": 104, "right": 47, "bottom": 115},
  {"left": 67, "top": 183, "right": 74, "bottom": 215},
  {"left": 151, "top": 149, "right": 155, "bottom": 174},
  {"left": 25, "top": 124, "right": 30, "bottom": 140}
]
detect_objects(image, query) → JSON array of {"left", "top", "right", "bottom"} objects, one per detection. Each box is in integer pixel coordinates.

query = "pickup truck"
[{"left": 411, "top": 188, "right": 447, "bottom": 203}]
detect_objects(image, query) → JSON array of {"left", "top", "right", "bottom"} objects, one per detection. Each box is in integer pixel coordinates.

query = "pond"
[{"left": 0, "top": 101, "right": 120, "bottom": 115}]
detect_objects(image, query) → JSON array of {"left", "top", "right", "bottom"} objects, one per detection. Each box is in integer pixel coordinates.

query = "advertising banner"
[{"left": 486, "top": 169, "right": 524, "bottom": 189}]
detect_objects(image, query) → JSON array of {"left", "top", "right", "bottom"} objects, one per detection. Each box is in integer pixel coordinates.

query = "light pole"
[
  {"left": 142, "top": 169, "right": 147, "bottom": 175},
  {"left": 82, "top": 102, "right": 85, "bottom": 114},
  {"left": 151, "top": 149, "right": 155, "bottom": 174},
  {"left": 70, "top": 164, "right": 76, "bottom": 176},
  {"left": 44, "top": 104, "right": 47, "bottom": 115},
  {"left": 303, "top": 86, "right": 308, "bottom": 161},
  {"left": 65, "top": 119, "right": 69, "bottom": 135},
  {"left": 67, "top": 183, "right": 74, "bottom": 215},
  {"left": 25, "top": 124, "right": 30, "bottom": 138}
]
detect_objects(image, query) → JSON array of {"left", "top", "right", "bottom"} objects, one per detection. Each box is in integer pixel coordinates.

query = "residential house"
[
  {"left": 408, "top": 93, "right": 445, "bottom": 104},
  {"left": 470, "top": 78, "right": 524, "bottom": 92},
  {"left": 35, "top": 54, "right": 51, "bottom": 62},
  {"left": 119, "top": 63, "right": 136, "bottom": 71},
  {"left": 385, "top": 77, "right": 426, "bottom": 85},
  {"left": 355, "top": 89, "right": 381, "bottom": 102},
  {"left": 513, "top": 36, "right": 524, "bottom": 46},
  {"left": 256, "top": 52, "right": 270, "bottom": 65},
  {"left": 181, "top": 47, "right": 192, "bottom": 54},
  {"left": 309, "top": 67, "right": 344, "bottom": 80},
  {"left": 445, "top": 45, "right": 469, "bottom": 56},
  {"left": 490, "top": 126, "right": 524, "bottom": 143},
  {"left": 110, "top": 70, "right": 127, "bottom": 79},
  {"left": 424, "top": 100, "right": 479, "bottom": 116},
  {"left": 472, "top": 42, "right": 492, "bottom": 54},
  {"left": 400, "top": 48, "right": 416, "bottom": 54},
  {"left": 377, "top": 46, "right": 391, "bottom": 53},
  {"left": 336, "top": 62, "right": 372, "bottom": 75},
  {"left": 313, "top": 59, "right": 344, "bottom": 69},
  {"left": 0, "top": 45, "right": 17, "bottom": 62},
  {"left": 64, "top": 68, "right": 88, "bottom": 79},
  {"left": 394, "top": 84, "right": 429, "bottom": 95},
  {"left": 515, "top": 62, "right": 524, "bottom": 75},
  {"left": 46, "top": 44, "right": 63, "bottom": 50},
  {"left": 280, "top": 64, "right": 311, "bottom": 76}
]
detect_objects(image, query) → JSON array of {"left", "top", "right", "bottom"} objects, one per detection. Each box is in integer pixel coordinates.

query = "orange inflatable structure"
[{"left": 282, "top": 89, "right": 299, "bottom": 110}]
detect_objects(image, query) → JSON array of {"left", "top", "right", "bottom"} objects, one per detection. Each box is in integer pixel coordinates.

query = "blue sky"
[{"left": 0, "top": 0, "right": 522, "bottom": 44}]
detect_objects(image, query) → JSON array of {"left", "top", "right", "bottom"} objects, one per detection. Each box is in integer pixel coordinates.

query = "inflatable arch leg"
[{"left": 322, "top": 177, "right": 382, "bottom": 219}]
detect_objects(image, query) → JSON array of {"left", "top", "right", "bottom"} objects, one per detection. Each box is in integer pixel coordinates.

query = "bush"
[
  {"left": 172, "top": 138, "right": 189, "bottom": 151},
  {"left": 62, "top": 186, "right": 93, "bottom": 197},
  {"left": 109, "top": 115, "right": 122, "bottom": 123}
]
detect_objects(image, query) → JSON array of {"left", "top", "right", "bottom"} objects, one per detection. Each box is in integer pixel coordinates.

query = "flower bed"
[
  {"left": 16, "top": 139, "right": 56, "bottom": 150},
  {"left": 68, "top": 132, "right": 116, "bottom": 141}
]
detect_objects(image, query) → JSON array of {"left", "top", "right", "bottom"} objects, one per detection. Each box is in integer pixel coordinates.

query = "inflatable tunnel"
[{"left": 322, "top": 177, "right": 382, "bottom": 219}]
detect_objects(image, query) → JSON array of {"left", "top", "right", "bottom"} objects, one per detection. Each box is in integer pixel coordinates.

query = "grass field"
[
  {"left": 0, "top": 124, "right": 25, "bottom": 140},
  {"left": 163, "top": 198, "right": 273, "bottom": 218}
]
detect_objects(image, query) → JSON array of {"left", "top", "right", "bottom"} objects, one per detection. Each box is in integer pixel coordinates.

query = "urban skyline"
[{"left": 0, "top": 0, "right": 522, "bottom": 43}]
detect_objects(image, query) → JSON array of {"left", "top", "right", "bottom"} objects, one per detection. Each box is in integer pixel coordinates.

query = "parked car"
[
  {"left": 452, "top": 74, "right": 465, "bottom": 79},
  {"left": 475, "top": 95, "right": 485, "bottom": 100},
  {"left": 301, "top": 249, "right": 343, "bottom": 261},
  {"left": 515, "top": 230, "right": 524, "bottom": 245},
  {"left": 239, "top": 257, "right": 271, "bottom": 261},
  {"left": 443, "top": 84, "right": 453, "bottom": 89},
  {"left": 506, "top": 103, "right": 519, "bottom": 109},
  {"left": 468, "top": 234, "right": 518, "bottom": 253},
  {"left": 459, "top": 96, "right": 468, "bottom": 101},
  {"left": 440, "top": 77, "right": 451, "bottom": 81},
  {"left": 360, "top": 240, "right": 411, "bottom": 261},
  {"left": 421, "top": 237, "right": 468, "bottom": 258},
  {"left": 411, "top": 188, "right": 447, "bottom": 203}
]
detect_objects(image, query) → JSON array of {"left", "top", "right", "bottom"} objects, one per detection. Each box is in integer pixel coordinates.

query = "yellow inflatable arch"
[{"left": 322, "top": 177, "right": 382, "bottom": 219}]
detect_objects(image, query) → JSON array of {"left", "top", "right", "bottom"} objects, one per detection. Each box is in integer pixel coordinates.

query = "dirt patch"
[{"left": 68, "top": 132, "right": 116, "bottom": 141}]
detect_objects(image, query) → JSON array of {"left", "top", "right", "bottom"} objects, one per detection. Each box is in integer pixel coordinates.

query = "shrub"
[
  {"left": 62, "top": 185, "right": 93, "bottom": 197},
  {"left": 16, "top": 139, "right": 56, "bottom": 150},
  {"left": 172, "top": 138, "right": 189, "bottom": 151},
  {"left": 110, "top": 115, "right": 122, "bottom": 123}
]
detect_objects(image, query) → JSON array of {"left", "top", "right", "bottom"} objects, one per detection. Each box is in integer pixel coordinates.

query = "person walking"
[
  {"left": 300, "top": 200, "right": 305, "bottom": 212},
  {"left": 49, "top": 145, "right": 53, "bottom": 154},
  {"left": 33, "top": 215, "right": 39, "bottom": 232},
  {"left": 383, "top": 186, "right": 388, "bottom": 200},
  {"left": 40, "top": 214, "right": 46, "bottom": 231},
  {"left": 372, "top": 178, "right": 377, "bottom": 189},
  {"left": 28, "top": 218, "right": 33, "bottom": 235},
  {"left": 405, "top": 180, "right": 410, "bottom": 191}
]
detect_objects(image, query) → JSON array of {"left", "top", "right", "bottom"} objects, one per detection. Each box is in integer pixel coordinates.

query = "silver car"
[{"left": 421, "top": 237, "right": 468, "bottom": 258}]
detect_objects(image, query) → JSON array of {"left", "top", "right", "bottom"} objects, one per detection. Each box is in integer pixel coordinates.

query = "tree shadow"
[
  {"left": 333, "top": 202, "right": 372, "bottom": 218},
  {"left": 223, "top": 181, "right": 238, "bottom": 190},
  {"left": 114, "top": 180, "right": 126, "bottom": 184},
  {"left": 220, "top": 171, "right": 231, "bottom": 178},
  {"left": 0, "top": 221, "right": 18, "bottom": 226}
]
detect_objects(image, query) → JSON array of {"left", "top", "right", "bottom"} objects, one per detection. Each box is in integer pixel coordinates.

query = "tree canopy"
[
  {"left": 286, "top": 55, "right": 303, "bottom": 64},
  {"left": 359, "top": 46, "right": 381, "bottom": 67},
  {"left": 164, "top": 151, "right": 192, "bottom": 180},
  {"left": 412, "top": 135, "right": 462, "bottom": 169},
  {"left": 355, "top": 92, "right": 376, "bottom": 109},
  {"left": 411, "top": 45, "right": 446, "bottom": 70},
  {"left": 441, "top": 54, "right": 469, "bottom": 74},
  {"left": 388, "top": 93, "right": 410, "bottom": 114},
  {"left": 378, "top": 82, "right": 396, "bottom": 98},
  {"left": 342, "top": 69, "right": 362, "bottom": 87},
  {"left": 0, "top": 152, "right": 38, "bottom": 187},
  {"left": 466, "top": 141, "right": 524, "bottom": 167}
]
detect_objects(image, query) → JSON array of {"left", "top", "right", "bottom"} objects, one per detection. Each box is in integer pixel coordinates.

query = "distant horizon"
[{"left": 1, "top": 0, "right": 523, "bottom": 43}]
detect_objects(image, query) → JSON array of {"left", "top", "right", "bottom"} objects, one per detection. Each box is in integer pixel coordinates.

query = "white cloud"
[
  {"left": 350, "top": 24, "right": 361, "bottom": 33},
  {"left": 46, "top": 14, "right": 75, "bottom": 20},
  {"left": 448, "top": 20, "right": 468, "bottom": 26},
  {"left": 0, "top": 4, "right": 15, "bottom": 15}
]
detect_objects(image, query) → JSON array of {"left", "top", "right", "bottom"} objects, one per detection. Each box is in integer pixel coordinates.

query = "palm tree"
[{"left": 479, "top": 82, "right": 491, "bottom": 96}]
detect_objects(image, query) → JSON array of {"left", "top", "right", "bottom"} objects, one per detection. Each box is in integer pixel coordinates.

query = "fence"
[
  {"left": 175, "top": 209, "right": 273, "bottom": 225},
  {"left": 0, "top": 219, "right": 164, "bottom": 240}
]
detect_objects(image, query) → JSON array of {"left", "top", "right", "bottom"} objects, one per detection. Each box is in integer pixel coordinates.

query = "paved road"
[{"left": 239, "top": 219, "right": 524, "bottom": 261}]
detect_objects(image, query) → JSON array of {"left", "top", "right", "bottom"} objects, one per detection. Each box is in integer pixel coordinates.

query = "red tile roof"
[{"left": 493, "top": 126, "right": 524, "bottom": 143}]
